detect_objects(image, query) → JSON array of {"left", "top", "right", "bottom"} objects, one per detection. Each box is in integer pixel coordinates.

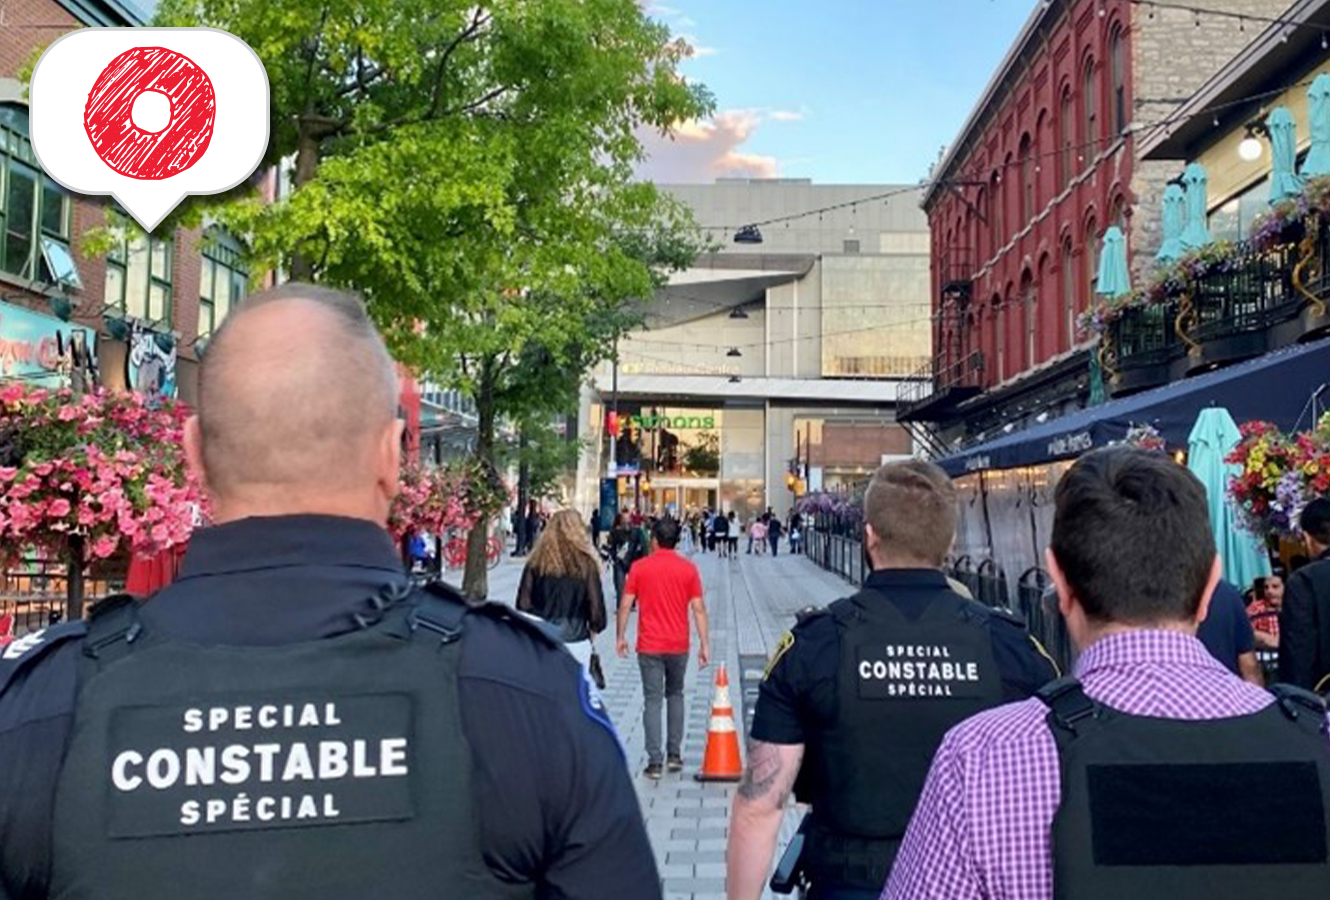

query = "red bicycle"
[{"left": 443, "top": 530, "right": 505, "bottom": 571}]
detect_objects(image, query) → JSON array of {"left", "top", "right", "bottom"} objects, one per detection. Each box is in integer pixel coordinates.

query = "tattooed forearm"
[{"left": 736, "top": 740, "right": 802, "bottom": 806}]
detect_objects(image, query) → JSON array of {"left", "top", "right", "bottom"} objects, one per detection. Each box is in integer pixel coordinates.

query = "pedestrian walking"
[
  {"left": 728, "top": 460, "right": 1057, "bottom": 900},
  {"left": 750, "top": 517, "right": 768, "bottom": 555},
  {"left": 523, "top": 500, "right": 544, "bottom": 556},
  {"left": 715, "top": 509, "right": 733, "bottom": 558},
  {"left": 884, "top": 447, "right": 1330, "bottom": 900},
  {"left": 767, "top": 514, "right": 783, "bottom": 557},
  {"left": 0, "top": 284, "right": 659, "bottom": 900},
  {"left": 608, "top": 512, "right": 644, "bottom": 608},
  {"left": 517, "top": 509, "right": 608, "bottom": 670},
  {"left": 1279, "top": 498, "right": 1330, "bottom": 692},
  {"left": 616, "top": 517, "right": 710, "bottom": 779},
  {"left": 789, "top": 510, "right": 804, "bottom": 555},
  {"left": 590, "top": 507, "right": 603, "bottom": 551},
  {"left": 727, "top": 511, "right": 740, "bottom": 558}
]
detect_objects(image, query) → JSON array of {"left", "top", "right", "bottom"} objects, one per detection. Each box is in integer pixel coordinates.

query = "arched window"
[
  {"left": 1059, "top": 86, "right": 1074, "bottom": 191},
  {"left": 1109, "top": 194, "right": 1126, "bottom": 230},
  {"left": 1084, "top": 217, "right": 1100, "bottom": 308},
  {"left": 1021, "top": 269, "right": 1036, "bottom": 369},
  {"left": 1019, "top": 133, "right": 1034, "bottom": 224},
  {"left": 996, "top": 294, "right": 1008, "bottom": 382},
  {"left": 1061, "top": 236, "right": 1077, "bottom": 349},
  {"left": 990, "top": 171, "right": 1003, "bottom": 251},
  {"left": 1082, "top": 58, "right": 1098, "bottom": 166},
  {"left": 975, "top": 188, "right": 988, "bottom": 258},
  {"left": 1110, "top": 26, "right": 1127, "bottom": 135}
]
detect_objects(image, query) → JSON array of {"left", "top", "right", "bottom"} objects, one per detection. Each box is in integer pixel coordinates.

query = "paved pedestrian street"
[{"left": 448, "top": 547, "right": 855, "bottom": 900}]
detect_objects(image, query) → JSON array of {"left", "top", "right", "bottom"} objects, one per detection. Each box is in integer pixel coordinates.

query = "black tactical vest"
[
  {"left": 49, "top": 585, "right": 536, "bottom": 900},
  {"left": 1041, "top": 677, "right": 1330, "bottom": 900},
  {"left": 803, "top": 588, "right": 1005, "bottom": 890}
]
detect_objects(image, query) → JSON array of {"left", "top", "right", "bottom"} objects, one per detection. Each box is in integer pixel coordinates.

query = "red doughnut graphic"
[{"left": 84, "top": 46, "right": 216, "bottom": 181}]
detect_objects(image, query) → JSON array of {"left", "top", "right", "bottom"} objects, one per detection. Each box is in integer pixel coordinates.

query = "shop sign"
[
  {"left": 1047, "top": 431, "right": 1093, "bottom": 457},
  {"left": 0, "top": 299, "right": 98, "bottom": 389},
  {"left": 630, "top": 413, "right": 716, "bottom": 431}
]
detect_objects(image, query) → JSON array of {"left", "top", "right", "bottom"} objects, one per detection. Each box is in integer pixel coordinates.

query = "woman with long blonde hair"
[{"left": 516, "top": 508, "right": 607, "bottom": 668}]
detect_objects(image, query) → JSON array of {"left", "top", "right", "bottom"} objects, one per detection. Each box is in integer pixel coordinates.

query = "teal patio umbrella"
[
  {"left": 1303, "top": 74, "right": 1330, "bottom": 177},
  {"left": 1267, "top": 106, "right": 1303, "bottom": 203},
  {"left": 1188, "top": 407, "right": 1272, "bottom": 591},
  {"left": 1096, "top": 226, "right": 1131, "bottom": 299},
  {"left": 1180, "top": 163, "right": 1212, "bottom": 249},
  {"left": 1156, "top": 182, "right": 1186, "bottom": 262}
]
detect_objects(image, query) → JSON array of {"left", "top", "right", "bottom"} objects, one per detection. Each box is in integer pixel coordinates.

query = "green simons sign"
[{"left": 631, "top": 413, "right": 716, "bottom": 431}]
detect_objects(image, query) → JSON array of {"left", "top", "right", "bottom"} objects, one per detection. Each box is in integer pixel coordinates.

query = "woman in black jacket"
[{"left": 516, "top": 509, "right": 607, "bottom": 668}]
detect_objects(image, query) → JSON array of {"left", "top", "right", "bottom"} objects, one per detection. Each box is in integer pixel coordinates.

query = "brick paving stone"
[{"left": 467, "top": 546, "right": 856, "bottom": 898}]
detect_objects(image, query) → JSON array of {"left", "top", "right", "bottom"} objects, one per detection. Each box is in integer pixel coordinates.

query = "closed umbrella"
[
  {"left": 1302, "top": 74, "right": 1330, "bottom": 177},
  {"left": 1156, "top": 183, "right": 1186, "bottom": 262},
  {"left": 1180, "top": 163, "right": 1212, "bottom": 249},
  {"left": 1187, "top": 407, "right": 1272, "bottom": 591},
  {"left": 1096, "top": 226, "right": 1131, "bottom": 299},
  {"left": 1267, "top": 106, "right": 1303, "bottom": 203}
]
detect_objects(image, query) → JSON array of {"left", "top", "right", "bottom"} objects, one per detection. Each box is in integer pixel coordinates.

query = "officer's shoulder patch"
[
  {"left": 763, "top": 630, "right": 797, "bottom": 681},
  {"left": 577, "top": 663, "right": 626, "bottom": 760},
  {"left": 0, "top": 619, "right": 88, "bottom": 696}
]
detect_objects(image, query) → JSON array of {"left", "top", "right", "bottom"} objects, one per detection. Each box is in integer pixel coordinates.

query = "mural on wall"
[
  {"left": 0, "top": 299, "right": 98, "bottom": 391},
  {"left": 127, "top": 323, "right": 177, "bottom": 401}
]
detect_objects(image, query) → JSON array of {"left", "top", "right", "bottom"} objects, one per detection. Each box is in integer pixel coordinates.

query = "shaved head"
[{"left": 188, "top": 283, "right": 402, "bottom": 523}]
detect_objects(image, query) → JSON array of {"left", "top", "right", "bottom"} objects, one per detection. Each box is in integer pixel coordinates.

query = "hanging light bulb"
[{"left": 1239, "top": 133, "right": 1264, "bottom": 162}]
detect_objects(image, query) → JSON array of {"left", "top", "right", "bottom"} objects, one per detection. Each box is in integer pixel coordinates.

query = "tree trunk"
[
  {"left": 290, "top": 127, "right": 322, "bottom": 281},
  {"left": 66, "top": 535, "right": 85, "bottom": 622},
  {"left": 461, "top": 364, "right": 497, "bottom": 601}
]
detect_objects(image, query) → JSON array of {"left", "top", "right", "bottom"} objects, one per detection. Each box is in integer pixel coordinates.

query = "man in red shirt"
[{"left": 617, "top": 517, "right": 710, "bottom": 779}]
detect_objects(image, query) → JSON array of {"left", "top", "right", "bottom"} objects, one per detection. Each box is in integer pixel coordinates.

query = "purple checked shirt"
[{"left": 881, "top": 630, "right": 1315, "bottom": 900}]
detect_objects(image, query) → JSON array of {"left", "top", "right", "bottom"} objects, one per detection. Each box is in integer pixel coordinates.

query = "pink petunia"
[
  {"left": 47, "top": 498, "right": 72, "bottom": 519},
  {"left": 91, "top": 535, "right": 119, "bottom": 559}
]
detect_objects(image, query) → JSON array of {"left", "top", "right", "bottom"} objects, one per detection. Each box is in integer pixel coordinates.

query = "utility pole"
[{"left": 608, "top": 335, "right": 619, "bottom": 478}]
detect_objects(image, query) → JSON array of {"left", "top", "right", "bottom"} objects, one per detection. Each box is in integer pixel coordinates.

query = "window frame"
[
  {"left": 1059, "top": 85, "right": 1074, "bottom": 191},
  {"left": 104, "top": 213, "right": 175, "bottom": 325},
  {"left": 1061, "top": 236, "right": 1076, "bottom": 349},
  {"left": 1110, "top": 26, "right": 1127, "bottom": 135},
  {"left": 1082, "top": 58, "right": 1098, "bottom": 169},
  {"left": 1019, "top": 133, "right": 1034, "bottom": 225},
  {"left": 199, "top": 227, "right": 250, "bottom": 338},
  {"left": 1084, "top": 218, "right": 1099, "bottom": 309},
  {"left": 1, "top": 102, "right": 75, "bottom": 287}
]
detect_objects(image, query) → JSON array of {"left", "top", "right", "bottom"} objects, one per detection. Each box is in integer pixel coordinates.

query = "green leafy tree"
[{"left": 155, "top": 0, "right": 713, "bottom": 597}]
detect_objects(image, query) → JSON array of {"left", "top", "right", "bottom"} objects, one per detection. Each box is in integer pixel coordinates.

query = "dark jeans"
[
  {"left": 770, "top": 533, "right": 781, "bottom": 556},
  {"left": 638, "top": 653, "right": 688, "bottom": 766}
]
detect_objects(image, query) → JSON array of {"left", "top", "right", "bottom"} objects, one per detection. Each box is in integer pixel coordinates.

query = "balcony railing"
[
  {"left": 897, "top": 350, "right": 986, "bottom": 420},
  {"left": 1108, "top": 227, "right": 1330, "bottom": 391}
]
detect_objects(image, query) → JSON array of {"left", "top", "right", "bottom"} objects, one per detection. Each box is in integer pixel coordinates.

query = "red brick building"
[
  {"left": 1, "top": 0, "right": 255, "bottom": 404},
  {"left": 901, "top": 0, "right": 1288, "bottom": 452}
]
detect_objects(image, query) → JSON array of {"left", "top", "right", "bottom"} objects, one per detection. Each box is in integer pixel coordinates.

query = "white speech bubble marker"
[{"left": 30, "top": 28, "right": 269, "bottom": 233}]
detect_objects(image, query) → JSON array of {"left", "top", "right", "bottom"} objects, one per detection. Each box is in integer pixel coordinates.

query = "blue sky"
[{"left": 638, "top": 0, "right": 1036, "bottom": 185}]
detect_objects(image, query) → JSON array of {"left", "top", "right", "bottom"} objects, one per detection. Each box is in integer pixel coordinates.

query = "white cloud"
[
  {"left": 636, "top": 109, "right": 779, "bottom": 183},
  {"left": 678, "top": 34, "right": 718, "bottom": 58},
  {"left": 676, "top": 15, "right": 697, "bottom": 27},
  {"left": 768, "top": 109, "right": 805, "bottom": 122}
]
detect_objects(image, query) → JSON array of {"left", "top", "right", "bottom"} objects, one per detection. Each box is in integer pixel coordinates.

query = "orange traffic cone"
[{"left": 695, "top": 664, "right": 743, "bottom": 782}]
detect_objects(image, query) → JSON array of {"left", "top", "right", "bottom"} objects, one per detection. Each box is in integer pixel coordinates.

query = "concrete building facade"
[{"left": 574, "top": 179, "right": 930, "bottom": 522}]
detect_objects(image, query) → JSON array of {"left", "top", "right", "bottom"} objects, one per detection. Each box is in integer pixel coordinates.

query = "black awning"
[{"left": 938, "top": 337, "right": 1330, "bottom": 476}]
